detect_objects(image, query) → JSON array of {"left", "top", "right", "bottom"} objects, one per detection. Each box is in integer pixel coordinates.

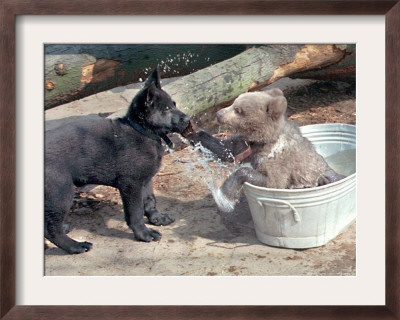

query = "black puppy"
[{"left": 45, "top": 69, "right": 191, "bottom": 254}]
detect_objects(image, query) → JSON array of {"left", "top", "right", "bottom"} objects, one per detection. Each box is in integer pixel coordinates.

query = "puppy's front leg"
[
  {"left": 119, "top": 184, "right": 161, "bottom": 242},
  {"left": 186, "top": 131, "right": 248, "bottom": 162},
  {"left": 213, "top": 167, "right": 267, "bottom": 212},
  {"left": 143, "top": 179, "right": 175, "bottom": 226}
]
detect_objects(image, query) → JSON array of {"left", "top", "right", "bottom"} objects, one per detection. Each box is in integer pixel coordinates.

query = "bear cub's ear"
[
  {"left": 266, "top": 96, "right": 287, "bottom": 121},
  {"left": 264, "top": 88, "right": 284, "bottom": 98}
]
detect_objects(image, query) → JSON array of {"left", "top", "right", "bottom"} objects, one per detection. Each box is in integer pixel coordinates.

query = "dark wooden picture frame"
[{"left": 1, "top": 1, "right": 399, "bottom": 319}]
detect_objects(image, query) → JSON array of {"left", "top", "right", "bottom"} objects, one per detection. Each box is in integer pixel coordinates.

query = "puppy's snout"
[
  {"left": 176, "top": 112, "right": 192, "bottom": 134},
  {"left": 182, "top": 114, "right": 191, "bottom": 124}
]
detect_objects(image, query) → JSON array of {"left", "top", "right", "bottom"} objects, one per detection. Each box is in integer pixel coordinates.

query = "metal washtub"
[{"left": 243, "top": 123, "right": 356, "bottom": 249}]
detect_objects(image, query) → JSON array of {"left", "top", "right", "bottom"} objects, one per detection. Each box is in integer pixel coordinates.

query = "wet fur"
[
  {"left": 188, "top": 88, "right": 344, "bottom": 212},
  {"left": 45, "top": 69, "right": 190, "bottom": 253}
]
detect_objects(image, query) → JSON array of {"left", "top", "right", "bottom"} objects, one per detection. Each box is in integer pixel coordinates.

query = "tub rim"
[{"left": 244, "top": 172, "right": 356, "bottom": 194}]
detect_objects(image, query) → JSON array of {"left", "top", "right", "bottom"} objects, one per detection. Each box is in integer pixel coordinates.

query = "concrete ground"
[{"left": 44, "top": 78, "right": 356, "bottom": 276}]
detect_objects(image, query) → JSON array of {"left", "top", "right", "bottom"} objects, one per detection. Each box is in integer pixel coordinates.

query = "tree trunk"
[
  {"left": 44, "top": 44, "right": 248, "bottom": 109},
  {"left": 289, "top": 49, "right": 355, "bottom": 82},
  {"left": 150, "top": 44, "right": 355, "bottom": 116},
  {"left": 48, "top": 44, "right": 355, "bottom": 117}
]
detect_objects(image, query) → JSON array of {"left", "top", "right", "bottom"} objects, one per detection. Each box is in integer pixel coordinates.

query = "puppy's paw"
[
  {"left": 134, "top": 228, "right": 161, "bottom": 242},
  {"left": 147, "top": 211, "right": 175, "bottom": 226},
  {"left": 212, "top": 188, "right": 237, "bottom": 212},
  {"left": 66, "top": 241, "right": 93, "bottom": 254}
]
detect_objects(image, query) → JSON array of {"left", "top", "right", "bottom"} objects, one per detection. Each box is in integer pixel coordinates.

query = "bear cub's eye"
[{"left": 234, "top": 107, "right": 243, "bottom": 115}]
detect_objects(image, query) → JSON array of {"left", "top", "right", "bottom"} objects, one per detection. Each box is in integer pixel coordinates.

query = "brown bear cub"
[{"left": 185, "top": 88, "right": 345, "bottom": 212}]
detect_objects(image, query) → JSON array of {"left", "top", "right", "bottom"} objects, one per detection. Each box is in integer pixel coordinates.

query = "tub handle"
[{"left": 256, "top": 197, "right": 301, "bottom": 223}]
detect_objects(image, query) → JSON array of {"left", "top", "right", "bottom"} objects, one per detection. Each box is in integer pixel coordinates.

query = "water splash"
[
  {"left": 189, "top": 142, "right": 232, "bottom": 190},
  {"left": 169, "top": 135, "right": 250, "bottom": 213},
  {"left": 211, "top": 188, "right": 236, "bottom": 212},
  {"left": 167, "top": 134, "right": 234, "bottom": 192}
]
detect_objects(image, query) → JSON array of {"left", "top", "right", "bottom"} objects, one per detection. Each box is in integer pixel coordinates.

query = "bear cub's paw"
[{"left": 212, "top": 188, "right": 237, "bottom": 212}]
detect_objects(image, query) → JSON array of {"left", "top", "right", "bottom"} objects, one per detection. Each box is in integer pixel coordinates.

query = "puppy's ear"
[
  {"left": 267, "top": 96, "right": 287, "bottom": 121},
  {"left": 145, "top": 83, "right": 157, "bottom": 106},
  {"left": 144, "top": 68, "right": 161, "bottom": 89},
  {"left": 264, "top": 88, "right": 284, "bottom": 97}
]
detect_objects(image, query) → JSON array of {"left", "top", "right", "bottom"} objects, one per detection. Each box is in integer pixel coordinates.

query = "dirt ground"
[{"left": 44, "top": 78, "right": 356, "bottom": 276}]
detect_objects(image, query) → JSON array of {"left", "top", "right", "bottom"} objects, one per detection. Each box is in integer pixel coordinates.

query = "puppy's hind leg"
[
  {"left": 44, "top": 178, "right": 93, "bottom": 254},
  {"left": 213, "top": 167, "right": 267, "bottom": 212},
  {"left": 45, "top": 211, "right": 93, "bottom": 254},
  {"left": 143, "top": 179, "right": 175, "bottom": 226}
]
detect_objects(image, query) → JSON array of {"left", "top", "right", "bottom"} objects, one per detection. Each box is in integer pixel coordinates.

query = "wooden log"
[
  {"left": 50, "top": 44, "right": 355, "bottom": 119},
  {"left": 289, "top": 49, "right": 356, "bottom": 82},
  {"left": 246, "top": 44, "right": 355, "bottom": 92},
  {"left": 159, "top": 44, "right": 355, "bottom": 116},
  {"left": 44, "top": 44, "right": 248, "bottom": 109}
]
